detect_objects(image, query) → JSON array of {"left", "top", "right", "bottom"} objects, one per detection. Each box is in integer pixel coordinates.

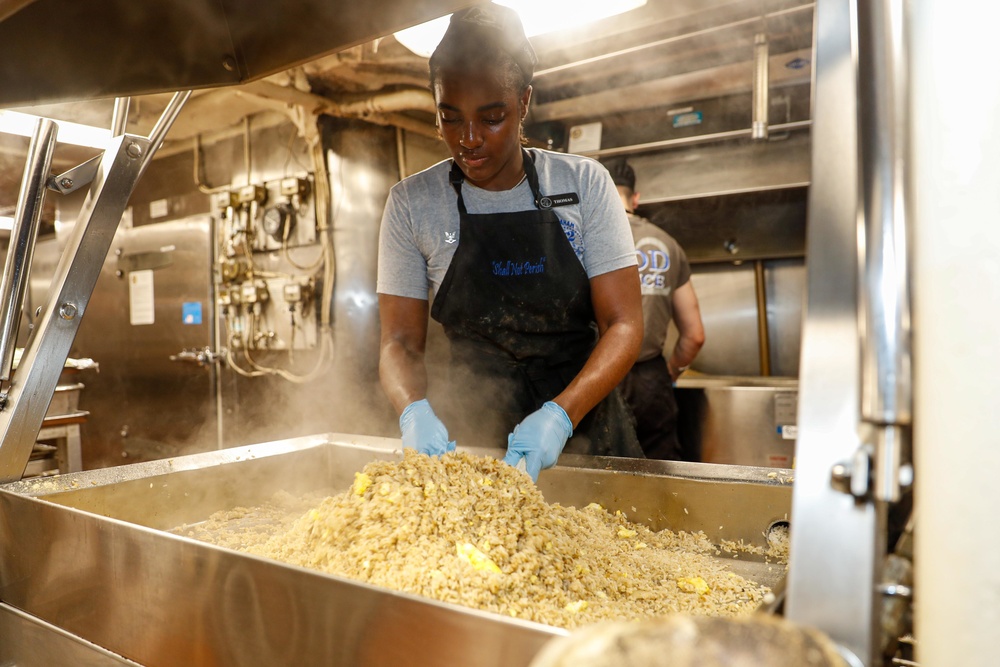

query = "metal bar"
[
  {"left": 784, "top": 0, "right": 884, "bottom": 663},
  {"left": 752, "top": 33, "right": 770, "bottom": 140},
  {"left": 0, "top": 118, "right": 58, "bottom": 383},
  {"left": 0, "top": 134, "right": 151, "bottom": 482},
  {"left": 857, "top": 0, "right": 911, "bottom": 425},
  {"left": 753, "top": 260, "right": 772, "bottom": 376},
  {"left": 146, "top": 90, "right": 192, "bottom": 166},
  {"left": 857, "top": 0, "right": 911, "bottom": 505},
  {"left": 111, "top": 97, "right": 130, "bottom": 137},
  {"left": 579, "top": 120, "right": 811, "bottom": 159},
  {"left": 534, "top": 3, "right": 815, "bottom": 78},
  {"left": 46, "top": 155, "right": 103, "bottom": 195}
]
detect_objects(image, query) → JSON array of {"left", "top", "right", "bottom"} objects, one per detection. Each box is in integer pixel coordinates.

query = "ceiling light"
[
  {"left": 0, "top": 216, "right": 14, "bottom": 232},
  {"left": 394, "top": 0, "right": 647, "bottom": 58},
  {"left": 0, "top": 110, "right": 111, "bottom": 149}
]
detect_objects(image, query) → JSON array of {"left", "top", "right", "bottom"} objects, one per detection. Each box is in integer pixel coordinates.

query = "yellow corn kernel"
[
  {"left": 677, "top": 576, "right": 710, "bottom": 595},
  {"left": 352, "top": 472, "right": 372, "bottom": 496},
  {"left": 456, "top": 542, "right": 502, "bottom": 574},
  {"left": 617, "top": 527, "right": 637, "bottom": 539}
]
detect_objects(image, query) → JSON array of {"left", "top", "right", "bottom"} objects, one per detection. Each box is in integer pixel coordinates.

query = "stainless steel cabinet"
[{"left": 67, "top": 216, "right": 219, "bottom": 466}]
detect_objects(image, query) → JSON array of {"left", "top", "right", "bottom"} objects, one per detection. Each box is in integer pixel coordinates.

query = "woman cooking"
[{"left": 377, "top": 4, "right": 644, "bottom": 481}]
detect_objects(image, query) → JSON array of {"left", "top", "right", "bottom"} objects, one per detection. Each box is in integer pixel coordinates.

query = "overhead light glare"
[
  {"left": 0, "top": 216, "right": 14, "bottom": 232},
  {"left": 0, "top": 110, "right": 111, "bottom": 149},
  {"left": 394, "top": 0, "right": 647, "bottom": 58}
]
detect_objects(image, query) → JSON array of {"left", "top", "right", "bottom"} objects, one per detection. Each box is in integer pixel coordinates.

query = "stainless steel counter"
[
  {"left": 676, "top": 375, "right": 799, "bottom": 468},
  {"left": 0, "top": 603, "right": 140, "bottom": 666},
  {"left": 0, "top": 433, "right": 792, "bottom": 667}
]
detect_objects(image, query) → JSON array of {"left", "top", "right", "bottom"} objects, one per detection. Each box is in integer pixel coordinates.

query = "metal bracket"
[
  {"left": 831, "top": 444, "right": 875, "bottom": 499},
  {"left": 46, "top": 155, "right": 102, "bottom": 195}
]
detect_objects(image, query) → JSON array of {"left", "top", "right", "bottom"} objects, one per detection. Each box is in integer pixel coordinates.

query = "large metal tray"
[{"left": 0, "top": 433, "right": 792, "bottom": 667}]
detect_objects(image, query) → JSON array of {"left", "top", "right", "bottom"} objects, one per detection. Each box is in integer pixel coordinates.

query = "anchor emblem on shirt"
[{"left": 445, "top": 231, "right": 457, "bottom": 244}]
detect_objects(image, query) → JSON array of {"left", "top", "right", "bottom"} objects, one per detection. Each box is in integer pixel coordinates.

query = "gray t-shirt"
[
  {"left": 628, "top": 213, "right": 692, "bottom": 362},
  {"left": 377, "top": 148, "right": 637, "bottom": 300}
]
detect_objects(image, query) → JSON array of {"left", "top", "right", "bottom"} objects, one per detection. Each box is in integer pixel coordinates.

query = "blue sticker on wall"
[
  {"left": 672, "top": 111, "right": 703, "bottom": 128},
  {"left": 182, "top": 301, "right": 202, "bottom": 325}
]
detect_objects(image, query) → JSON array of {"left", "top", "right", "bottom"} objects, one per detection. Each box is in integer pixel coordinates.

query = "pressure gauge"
[{"left": 262, "top": 203, "right": 294, "bottom": 240}]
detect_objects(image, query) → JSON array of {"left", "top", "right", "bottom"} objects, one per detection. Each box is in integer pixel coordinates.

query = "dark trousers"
[{"left": 620, "top": 356, "right": 682, "bottom": 460}]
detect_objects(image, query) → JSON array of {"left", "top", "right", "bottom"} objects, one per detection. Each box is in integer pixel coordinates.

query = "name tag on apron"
[{"left": 537, "top": 193, "right": 580, "bottom": 210}]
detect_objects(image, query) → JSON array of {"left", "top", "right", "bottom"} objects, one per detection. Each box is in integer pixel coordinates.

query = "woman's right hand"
[{"left": 399, "top": 399, "right": 455, "bottom": 456}]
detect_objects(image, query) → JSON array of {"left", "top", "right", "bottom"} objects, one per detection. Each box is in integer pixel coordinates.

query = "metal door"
[{"left": 70, "top": 215, "right": 218, "bottom": 466}]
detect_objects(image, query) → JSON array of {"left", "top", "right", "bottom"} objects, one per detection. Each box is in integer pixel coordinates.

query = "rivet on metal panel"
[
  {"left": 126, "top": 142, "right": 143, "bottom": 159},
  {"left": 222, "top": 55, "right": 238, "bottom": 72},
  {"left": 59, "top": 303, "right": 78, "bottom": 320}
]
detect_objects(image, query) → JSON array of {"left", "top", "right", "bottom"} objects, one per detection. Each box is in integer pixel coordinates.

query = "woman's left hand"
[{"left": 503, "top": 401, "right": 573, "bottom": 481}]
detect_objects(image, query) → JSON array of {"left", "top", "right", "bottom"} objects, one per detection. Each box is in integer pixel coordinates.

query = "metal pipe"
[
  {"left": 111, "top": 97, "right": 130, "bottom": 137},
  {"left": 753, "top": 260, "right": 771, "bottom": 376},
  {"left": 0, "top": 118, "right": 57, "bottom": 383},
  {"left": 534, "top": 3, "right": 815, "bottom": 78},
  {"left": 580, "top": 120, "right": 811, "bottom": 158},
  {"left": 243, "top": 115, "right": 252, "bottom": 186},
  {"left": 752, "top": 33, "right": 770, "bottom": 140},
  {"left": 857, "top": 0, "right": 912, "bottom": 503},
  {"left": 146, "top": 90, "right": 191, "bottom": 160}
]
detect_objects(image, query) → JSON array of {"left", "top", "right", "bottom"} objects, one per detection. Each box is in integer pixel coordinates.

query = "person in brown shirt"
[{"left": 605, "top": 158, "right": 705, "bottom": 460}]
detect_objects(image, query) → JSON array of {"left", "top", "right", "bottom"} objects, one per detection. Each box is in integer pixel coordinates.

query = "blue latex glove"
[
  {"left": 503, "top": 401, "right": 573, "bottom": 482},
  {"left": 399, "top": 399, "right": 455, "bottom": 456}
]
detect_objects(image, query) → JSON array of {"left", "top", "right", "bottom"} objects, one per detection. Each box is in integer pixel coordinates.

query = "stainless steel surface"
[
  {"left": 674, "top": 377, "right": 798, "bottom": 468},
  {"left": 0, "top": 434, "right": 791, "bottom": 667},
  {"left": 111, "top": 97, "right": 130, "bottom": 137},
  {"left": 785, "top": 0, "right": 885, "bottom": 663},
  {"left": 0, "top": 0, "right": 472, "bottom": 106},
  {"left": 0, "top": 602, "right": 141, "bottom": 666},
  {"left": 676, "top": 260, "right": 803, "bottom": 377},
  {"left": 0, "top": 133, "right": 152, "bottom": 482},
  {"left": 752, "top": 33, "right": 770, "bottom": 140},
  {"left": 533, "top": 3, "right": 815, "bottom": 80},
  {"left": 856, "top": 0, "right": 911, "bottom": 505},
  {"left": 0, "top": 117, "right": 56, "bottom": 382},
  {"left": 71, "top": 216, "right": 219, "bottom": 463},
  {"left": 857, "top": 0, "right": 912, "bottom": 428},
  {"left": 326, "top": 118, "right": 396, "bottom": 414},
  {"left": 580, "top": 121, "right": 810, "bottom": 160},
  {"left": 628, "top": 131, "right": 810, "bottom": 205}
]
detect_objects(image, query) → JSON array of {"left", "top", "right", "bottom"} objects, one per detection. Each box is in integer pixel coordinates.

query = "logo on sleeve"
[{"left": 445, "top": 231, "right": 457, "bottom": 244}]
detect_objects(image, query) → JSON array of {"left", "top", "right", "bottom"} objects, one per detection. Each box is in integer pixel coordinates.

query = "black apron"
[{"left": 430, "top": 149, "right": 641, "bottom": 458}]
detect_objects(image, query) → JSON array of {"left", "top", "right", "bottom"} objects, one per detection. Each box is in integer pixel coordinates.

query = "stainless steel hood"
[{"left": 0, "top": 0, "right": 471, "bottom": 107}]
